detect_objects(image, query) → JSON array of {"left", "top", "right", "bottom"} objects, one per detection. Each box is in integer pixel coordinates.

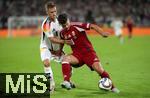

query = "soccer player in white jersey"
[
  {"left": 40, "top": 2, "right": 73, "bottom": 92},
  {"left": 111, "top": 17, "right": 124, "bottom": 44}
]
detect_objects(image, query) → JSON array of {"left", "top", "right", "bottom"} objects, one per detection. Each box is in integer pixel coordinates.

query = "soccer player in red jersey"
[
  {"left": 58, "top": 13, "right": 120, "bottom": 93},
  {"left": 126, "top": 16, "right": 134, "bottom": 39}
]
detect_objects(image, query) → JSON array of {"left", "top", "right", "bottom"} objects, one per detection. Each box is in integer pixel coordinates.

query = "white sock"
[{"left": 44, "top": 67, "right": 54, "bottom": 80}]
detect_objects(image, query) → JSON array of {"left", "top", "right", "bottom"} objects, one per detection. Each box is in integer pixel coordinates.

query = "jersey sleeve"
[
  {"left": 42, "top": 20, "right": 54, "bottom": 37},
  {"left": 71, "top": 22, "right": 91, "bottom": 30}
]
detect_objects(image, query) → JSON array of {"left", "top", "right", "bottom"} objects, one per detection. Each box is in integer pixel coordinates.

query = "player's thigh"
[
  {"left": 83, "top": 52, "right": 100, "bottom": 71},
  {"left": 63, "top": 54, "right": 79, "bottom": 65},
  {"left": 40, "top": 48, "right": 51, "bottom": 66},
  {"left": 115, "top": 29, "right": 122, "bottom": 36}
]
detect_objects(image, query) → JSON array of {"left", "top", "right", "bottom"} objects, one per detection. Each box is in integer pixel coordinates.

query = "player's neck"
[
  {"left": 65, "top": 25, "right": 70, "bottom": 31},
  {"left": 50, "top": 18, "right": 56, "bottom": 22}
]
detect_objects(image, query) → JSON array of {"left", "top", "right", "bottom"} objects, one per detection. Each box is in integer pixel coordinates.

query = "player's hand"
[
  {"left": 50, "top": 50, "right": 64, "bottom": 56},
  {"left": 64, "top": 40, "right": 74, "bottom": 45},
  {"left": 102, "top": 32, "right": 110, "bottom": 38},
  {"left": 54, "top": 50, "right": 63, "bottom": 56}
]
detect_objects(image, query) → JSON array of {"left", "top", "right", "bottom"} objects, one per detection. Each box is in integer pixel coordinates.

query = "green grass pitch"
[{"left": 0, "top": 36, "right": 150, "bottom": 98}]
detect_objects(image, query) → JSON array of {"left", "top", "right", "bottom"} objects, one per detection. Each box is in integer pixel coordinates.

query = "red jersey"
[{"left": 60, "top": 22, "right": 95, "bottom": 54}]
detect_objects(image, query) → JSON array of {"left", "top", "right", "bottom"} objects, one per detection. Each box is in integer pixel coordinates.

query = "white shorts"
[
  {"left": 40, "top": 47, "right": 64, "bottom": 63},
  {"left": 114, "top": 29, "right": 122, "bottom": 36}
]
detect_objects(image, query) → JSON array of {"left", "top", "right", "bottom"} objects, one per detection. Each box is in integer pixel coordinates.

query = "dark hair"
[
  {"left": 45, "top": 1, "right": 56, "bottom": 10},
  {"left": 58, "top": 13, "right": 68, "bottom": 25}
]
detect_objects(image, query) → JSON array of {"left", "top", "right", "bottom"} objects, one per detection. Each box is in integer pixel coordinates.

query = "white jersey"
[
  {"left": 111, "top": 19, "right": 123, "bottom": 36},
  {"left": 40, "top": 17, "right": 62, "bottom": 51},
  {"left": 111, "top": 20, "right": 123, "bottom": 31}
]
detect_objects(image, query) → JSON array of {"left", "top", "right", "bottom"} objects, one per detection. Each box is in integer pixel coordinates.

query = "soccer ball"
[{"left": 98, "top": 78, "right": 112, "bottom": 90}]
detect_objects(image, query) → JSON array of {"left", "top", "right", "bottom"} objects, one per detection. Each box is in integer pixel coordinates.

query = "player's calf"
[{"left": 92, "top": 62, "right": 119, "bottom": 92}]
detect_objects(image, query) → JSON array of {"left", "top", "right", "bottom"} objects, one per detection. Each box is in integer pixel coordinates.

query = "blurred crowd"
[{"left": 0, "top": 0, "right": 150, "bottom": 28}]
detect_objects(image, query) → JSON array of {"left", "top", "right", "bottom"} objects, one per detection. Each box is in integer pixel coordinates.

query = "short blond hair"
[{"left": 45, "top": 1, "right": 56, "bottom": 11}]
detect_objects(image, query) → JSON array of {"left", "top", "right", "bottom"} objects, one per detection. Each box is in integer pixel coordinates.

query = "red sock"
[
  {"left": 101, "top": 71, "right": 115, "bottom": 89},
  {"left": 101, "top": 71, "right": 110, "bottom": 78},
  {"left": 62, "top": 62, "right": 71, "bottom": 82}
]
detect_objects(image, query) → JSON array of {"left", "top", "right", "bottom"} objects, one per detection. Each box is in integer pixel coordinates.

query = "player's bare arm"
[
  {"left": 49, "top": 37, "right": 74, "bottom": 45},
  {"left": 50, "top": 44, "right": 64, "bottom": 56},
  {"left": 90, "top": 24, "right": 109, "bottom": 37}
]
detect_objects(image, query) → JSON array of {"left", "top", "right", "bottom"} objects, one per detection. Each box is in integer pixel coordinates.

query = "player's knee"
[{"left": 43, "top": 59, "right": 50, "bottom": 67}]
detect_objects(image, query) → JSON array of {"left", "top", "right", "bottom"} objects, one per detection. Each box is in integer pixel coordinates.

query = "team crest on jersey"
[{"left": 52, "top": 29, "right": 56, "bottom": 32}]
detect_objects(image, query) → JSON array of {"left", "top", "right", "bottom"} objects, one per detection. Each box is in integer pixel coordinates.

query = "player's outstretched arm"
[
  {"left": 90, "top": 24, "right": 109, "bottom": 37},
  {"left": 49, "top": 37, "right": 74, "bottom": 45}
]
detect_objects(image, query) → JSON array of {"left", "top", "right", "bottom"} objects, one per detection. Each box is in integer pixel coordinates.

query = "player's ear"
[{"left": 67, "top": 19, "right": 70, "bottom": 26}]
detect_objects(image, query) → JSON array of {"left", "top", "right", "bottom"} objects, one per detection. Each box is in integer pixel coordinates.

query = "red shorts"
[
  {"left": 72, "top": 51, "right": 99, "bottom": 70},
  {"left": 127, "top": 24, "right": 133, "bottom": 33}
]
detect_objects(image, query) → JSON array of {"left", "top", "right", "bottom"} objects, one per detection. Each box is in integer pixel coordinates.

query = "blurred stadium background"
[
  {"left": 0, "top": 0, "right": 150, "bottom": 37},
  {"left": 0, "top": 0, "right": 150, "bottom": 98}
]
